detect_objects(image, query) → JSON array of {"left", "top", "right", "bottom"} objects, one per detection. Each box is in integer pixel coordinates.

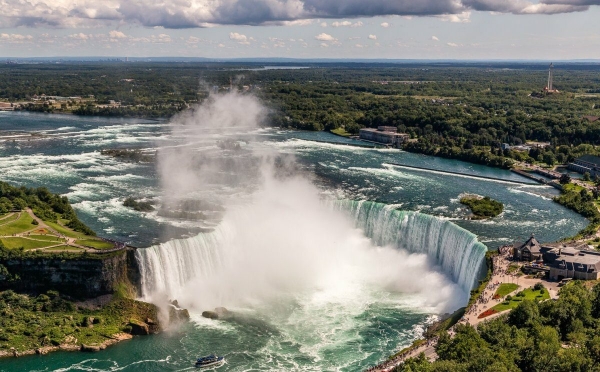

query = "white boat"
[{"left": 195, "top": 354, "right": 225, "bottom": 368}]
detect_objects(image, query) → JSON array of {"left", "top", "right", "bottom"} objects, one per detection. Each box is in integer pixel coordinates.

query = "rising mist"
[{"left": 142, "top": 91, "right": 467, "bottom": 318}]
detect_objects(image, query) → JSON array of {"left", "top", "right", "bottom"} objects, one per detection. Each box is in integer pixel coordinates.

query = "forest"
[{"left": 1, "top": 62, "right": 599, "bottom": 160}]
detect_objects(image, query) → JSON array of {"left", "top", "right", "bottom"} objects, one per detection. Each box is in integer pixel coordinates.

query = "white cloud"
[
  {"left": 0, "top": 33, "right": 33, "bottom": 42},
  {"left": 320, "top": 22, "right": 328, "bottom": 27},
  {"left": 109, "top": 30, "right": 126, "bottom": 39},
  {"left": 368, "top": 34, "right": 377, "bottom": 40},
  {"left": 68, "top": 33, "right": 89, "bottom": 40},
  {"left": 447, "top": 42, "right": 459, "bottom": 47},
  {"left": 437, "top": 11, "right": 472, "bottom": 22},
  {"left": 315, "top": 33, "right": 336, "bottom": 41},
  {"left": 331, "top": 20, "right": 363, "bottom": 27},
  {"left": 229, "top": 32, "right": 250, "bottom": 44},
  {"left": 432, "top": 36, "right": 439, "bottom": 41},
  {"left": 380, "top": 22, "right": 390, "bottom": 27},
  {"left": 320, "top": 42, "right": 329, "bottom": 47}
]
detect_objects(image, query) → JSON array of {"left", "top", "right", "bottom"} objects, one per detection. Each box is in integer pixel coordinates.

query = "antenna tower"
[{"left": 547, "top": 63, "right": 554, "bottom": 91}]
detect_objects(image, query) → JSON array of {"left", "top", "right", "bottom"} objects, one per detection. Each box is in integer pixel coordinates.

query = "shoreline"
[{"left": 0, "top": 333, "right": 133, "bottom": 359}]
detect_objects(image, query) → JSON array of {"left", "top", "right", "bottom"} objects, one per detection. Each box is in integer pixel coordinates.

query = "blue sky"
[{"left": 0, "top": 0, "right": 599, "bottom": 59}]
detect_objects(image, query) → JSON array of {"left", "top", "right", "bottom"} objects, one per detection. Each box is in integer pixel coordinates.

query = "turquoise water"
[{"left": 0, "top": 111, "right": 587, "bottom": 371}]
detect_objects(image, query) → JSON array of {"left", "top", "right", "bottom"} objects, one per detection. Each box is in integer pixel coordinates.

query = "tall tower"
[{"left": 547, "top": 63, "right": 554, "bottom": 91}]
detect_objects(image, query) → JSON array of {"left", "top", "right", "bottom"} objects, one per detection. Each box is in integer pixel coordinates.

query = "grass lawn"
[
  {"left": 76, "top": 238, "right": 114, "bottom": 250},
  {"left": 495, "top": 283, "right": 519, "bottom": 297},
  {"left": 0, "top": 213, "right": 19, "bottom": 224},
  {"left": 27, "top": 234, "right": 65, "bottom": 242},
  {"left": 45, "top": 220, "right": 87, "bottom": 239},
  {"left": 330, "top": 128, "right": 352, "bottom": 137},
  {"left": 45, "top": 245, "right": 86, "bottom": 252},
  {"left": 0, "top": 212, "right": 35, "bottom": 236},
  {"left": 507, "top": 264, "right": 521, "bottom": 274},
  {"left": 492, "top": 287, "right": 550, "bottom": 312},
  {"left": 0, "top": 237, "right": 59, "bottom": 250},
  {"left": 563, "top": 183, "right": 586, "bottom": 193}
]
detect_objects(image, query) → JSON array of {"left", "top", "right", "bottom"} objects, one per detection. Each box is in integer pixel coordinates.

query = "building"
[
  {"left": 513, "top": 234, "right": 543, "bottom": 261},
  {"left": 359, "top": 126, "right": 410, "bottom": 148},
  {"left": 548, "top": 249, "right": 600, "bottom": 281},
  {"left": 568, "top": 155, "right": 600, "bottom": 178}
]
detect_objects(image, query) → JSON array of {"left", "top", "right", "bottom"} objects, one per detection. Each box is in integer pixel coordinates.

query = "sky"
[{"left": 0, "top": 0, "right": 599, "bottom": 59}]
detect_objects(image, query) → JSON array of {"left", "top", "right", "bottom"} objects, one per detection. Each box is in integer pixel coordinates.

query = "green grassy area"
[
  {"left": 28, "top": 234, "right": 65, "bottom": 243},
  {"left": 330, "top": 127, "right": 352, "bottom": 137},
  {"left": 45, "top": 221, "right": 87, "bottom": 239},
  {"left": 0, "top": 237, "right": 59, "bottom": 250},
  {"left": 0, "top": 291, "right": 158, "bottom": 353},
  {"left": 495, "top": 283, "right": 518, "bottom": 297},
  {"left": 75, "top": 238, "right": 114, "bottom": 250},
  {"left": 44, "top": 245, "right": 86, "bottom": 252},
  {"left": 0, "top": 213, "right": 19, "bottom": 225},
  {"left": 507, "top": 263, "right": 521, "bottom": 274},
  {"left": 492, "top": 287, "right": 550, "bottom": 312},
  {"left": 563, "top": 183, "right": 586, "bottom": 193},
  {"left": 0, "top": 212, "right": 35, "bottom": 236}
]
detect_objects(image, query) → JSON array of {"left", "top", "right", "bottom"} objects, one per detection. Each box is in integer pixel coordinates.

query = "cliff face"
[{"left": 0, "top": 248, "right": 140, "bottom": 299}]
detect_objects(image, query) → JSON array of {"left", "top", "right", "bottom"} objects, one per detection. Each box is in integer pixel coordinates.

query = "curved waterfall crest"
[
  {"left": 333, "top": 200, "right": 487, "bottom": 291},
  {"left": 136, "top": 200, "right": 487, "bottom": 299}
]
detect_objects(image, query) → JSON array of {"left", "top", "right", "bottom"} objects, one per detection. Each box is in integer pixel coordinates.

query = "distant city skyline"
[{"left": 1, "top": 0, "right": 599, "bottom": 59}]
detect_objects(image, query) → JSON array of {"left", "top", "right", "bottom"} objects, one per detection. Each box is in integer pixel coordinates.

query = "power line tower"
[{"left": 547, "top": 63, "right": 554, "bottom": 91}]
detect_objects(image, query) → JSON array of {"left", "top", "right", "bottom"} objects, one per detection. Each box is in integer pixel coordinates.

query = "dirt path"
[{"left": 0, "top": 212, "right": 20, "bottom": 227}]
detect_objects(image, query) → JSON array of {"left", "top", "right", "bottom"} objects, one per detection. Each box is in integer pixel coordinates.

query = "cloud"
[
  {"left": 229, "top": 32, "right": 250, "bottom": 44},
  {"left": 0, "top": 0, "right": 595, "bottom": 29},
  {"left": 0, "top": 33, "right": 33, "bottom": 42},
  {"left": 109, "top": 30, "right": 126, "bottom": 39},
  {"left": 315, "top": 33, "right": 336, "bottom": 41},
  {"left": 68, "top": 33, "right": 89, "bottom": 40},
  {"left": 447, "top": 42, "right": 459, "bottom": 47},
  {"left": 331, "top": 20, "right": 363, "bottom": 27},
  {"left": 368, "top": 34, "right": 377, "bottom": 40},
  {"left": 320, "top": 42, "right": 329, "bottom": 47},
  {"left": 432, "top": 36, "right": 439, "bottom": 41},
  {"left": 380, "top": 22, "right": 390, "bottom": 27}
]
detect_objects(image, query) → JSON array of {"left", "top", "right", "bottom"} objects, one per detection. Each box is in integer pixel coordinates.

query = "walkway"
[{"left": 0, "top": 208, "right": 122, "bottom": 253}]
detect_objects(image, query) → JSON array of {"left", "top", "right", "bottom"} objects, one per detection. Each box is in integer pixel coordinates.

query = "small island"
[
  {"left": 123, "top": 197, "right": 154, "bottom": 212},
  {"left": 460, "top": 194, "right": 504, "bottom": 219}
]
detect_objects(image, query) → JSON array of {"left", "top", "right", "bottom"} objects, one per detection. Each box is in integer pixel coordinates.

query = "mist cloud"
[{"left": 0, "top": 0, "right": 595, "bottom": 29}]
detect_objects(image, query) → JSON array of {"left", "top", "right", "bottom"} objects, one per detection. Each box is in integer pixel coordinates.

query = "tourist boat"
[{"left": 195, "top": 354, "right": 225, "bottom": 368}]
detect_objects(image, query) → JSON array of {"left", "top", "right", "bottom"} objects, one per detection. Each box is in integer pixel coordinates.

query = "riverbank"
[{"left": 0, "top": 293, "right": 162, "bottom": 359}]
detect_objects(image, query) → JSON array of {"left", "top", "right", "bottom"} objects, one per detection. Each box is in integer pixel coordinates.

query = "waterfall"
[
  {"left": 136, "top": 200, "right": 487, "bottom": 299},
  {"left": 333, "top": 200, "right": 488, "bottom": 291}
]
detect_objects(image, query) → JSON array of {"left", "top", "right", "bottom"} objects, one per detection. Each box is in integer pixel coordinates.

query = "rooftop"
[{"left": 576, "top": 155, "right": 600, "bottom": 167}]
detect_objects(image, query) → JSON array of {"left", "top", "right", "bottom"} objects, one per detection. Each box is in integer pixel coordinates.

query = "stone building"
[
  {"left": 568, "top": 155, "right": 600, "bottom": 178},
  {"left": 513, "top": 235, "right": 543, "bottom": 262},
  {"left": 359, "top": 126, "right": 410, "bottom": 148}
]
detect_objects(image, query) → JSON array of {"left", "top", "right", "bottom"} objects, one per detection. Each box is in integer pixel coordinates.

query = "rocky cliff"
[{"left": 0, "top": 248, "right": 140, "bottom": 299}]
